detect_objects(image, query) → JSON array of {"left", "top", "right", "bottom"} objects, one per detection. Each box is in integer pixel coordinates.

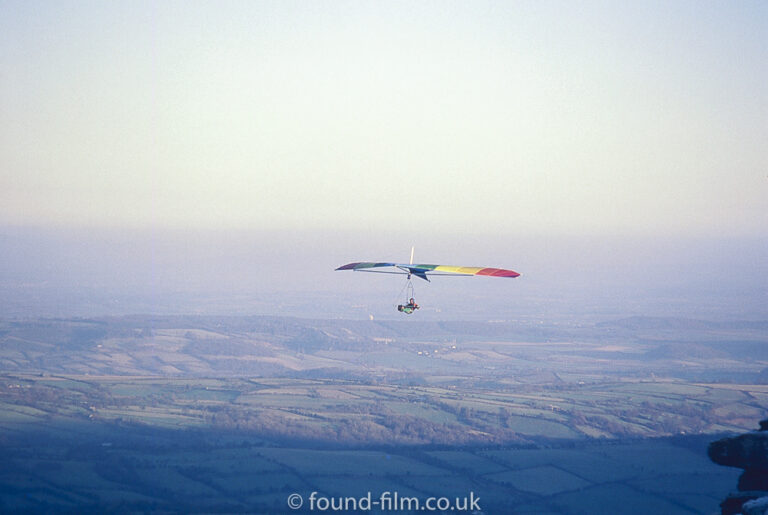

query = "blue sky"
[{"left": 1, "top": 1, "right": 766, "bottom": 237}]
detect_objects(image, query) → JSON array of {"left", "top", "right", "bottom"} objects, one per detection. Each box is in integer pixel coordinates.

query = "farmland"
[
  {"left": 0, "top": 314, "right": 765, "bottom": 512},
  {"left": 0, "top": 414, "right": 739, "bottom": 514}
]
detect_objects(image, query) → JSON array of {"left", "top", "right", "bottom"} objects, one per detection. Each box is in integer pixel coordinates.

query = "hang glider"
[
  {"left": 335, "top": 261, "right": 520, "bottom": 282},
  {"left": 336, "top": 248, "right": 520, "bottom": 314}
]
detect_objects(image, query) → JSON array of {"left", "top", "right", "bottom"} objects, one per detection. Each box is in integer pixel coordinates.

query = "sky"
[
  {"left": 0, "top": 1, "right": 766, "bottom": 320},
  {"left": 1, "top": 0, "right": 766, "bottom": 237}
]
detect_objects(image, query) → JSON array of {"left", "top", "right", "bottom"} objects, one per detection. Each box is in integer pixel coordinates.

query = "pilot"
[{"left": 397, "top": 298, "right": 420, "bottom": 314}]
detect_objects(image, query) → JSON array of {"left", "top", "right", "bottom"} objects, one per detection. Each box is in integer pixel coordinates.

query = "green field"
[
  {"left": 0, "top": 416, "right": 738, "bottom": 514},
  {"left": 0, "top": 314, "right": 764, "bottom": 512}
]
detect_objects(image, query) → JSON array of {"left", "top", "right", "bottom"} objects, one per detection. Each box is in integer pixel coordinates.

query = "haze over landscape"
[
  {"left": 1, "top": 1, "right": 767, "bottom": 513},
  {"left": 2, "top": 1, "right": 766, "bottom": 321}
]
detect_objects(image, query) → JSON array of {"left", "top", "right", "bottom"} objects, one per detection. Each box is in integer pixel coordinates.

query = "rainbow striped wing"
[
  {"left": 335, "top": 262, "right": 397, "bottom": 271},
  {"left": 412, "top": 264, "right": 520, "bottom": 278},
  {"left": 335, "top": 262, "right": 520, "bottom": 280}
]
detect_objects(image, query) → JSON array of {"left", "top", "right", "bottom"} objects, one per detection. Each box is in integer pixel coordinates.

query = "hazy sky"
[{"left": 2, "top": 0, "right": 766, "bottom": 237}]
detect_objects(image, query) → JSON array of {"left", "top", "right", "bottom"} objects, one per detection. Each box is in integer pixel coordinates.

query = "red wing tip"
[{"left": 477, "top": 268, "right": 520, "bottom": 278}]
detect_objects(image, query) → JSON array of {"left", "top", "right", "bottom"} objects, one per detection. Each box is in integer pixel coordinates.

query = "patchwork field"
[
  {"left": 0, "top": 314, "right": 764, "bottom": 512},
  {"left": 0, "top": 416, "right": 739, "bottom": 514}
]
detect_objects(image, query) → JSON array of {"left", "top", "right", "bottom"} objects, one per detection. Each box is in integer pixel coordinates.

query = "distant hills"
[{"left": 598, "top": 316, "right": 768, "bottom": 332}]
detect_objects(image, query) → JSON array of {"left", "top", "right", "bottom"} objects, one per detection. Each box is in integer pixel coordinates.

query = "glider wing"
[
  {"left": 335, "top": 262, "right": 520, "bottom": 280},
  {"left": 335, "top": 262, "right": 398, "bottom": 271},
  {"left": 413, "top": 264, "right": 520, "bottom": 278}
]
